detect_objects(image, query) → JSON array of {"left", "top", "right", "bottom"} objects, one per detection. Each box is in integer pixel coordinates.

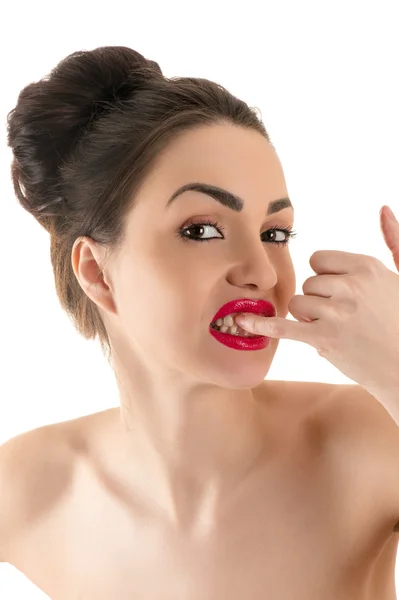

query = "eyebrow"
[{"left": 166, "top": 182, "right": 293, "bottom": 215}]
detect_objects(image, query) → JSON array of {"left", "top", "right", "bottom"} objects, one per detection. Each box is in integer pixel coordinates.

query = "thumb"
[{"left": 235, "top": 313, "right": 315, "bottom": 344}]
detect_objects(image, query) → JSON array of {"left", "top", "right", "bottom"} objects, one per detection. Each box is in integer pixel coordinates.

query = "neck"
[{"left": 106, "top": 357, "right": 275, "bottom": 530}]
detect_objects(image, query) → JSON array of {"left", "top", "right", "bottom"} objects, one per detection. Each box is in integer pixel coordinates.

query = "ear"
[{"left": 71, "top": 236, "right": 116, "bottom": 314}]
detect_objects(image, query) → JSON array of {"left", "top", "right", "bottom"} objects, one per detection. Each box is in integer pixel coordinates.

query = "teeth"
[
  {"left": 216, "top": 314, "right": 234, "bottom": 327},
  {"left": 211, "top": 313, "right": 257, "bottom": 337}
]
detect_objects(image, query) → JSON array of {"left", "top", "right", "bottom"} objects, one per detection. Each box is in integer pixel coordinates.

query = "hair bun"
[
  {"left": 6, "top": 46, "right": 163, "bottom": 224},
  {"left": 53, "top": 45, "right": 163, "bottom": 133}
]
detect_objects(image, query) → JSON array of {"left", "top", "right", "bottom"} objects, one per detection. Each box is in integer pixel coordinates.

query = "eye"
[
  {"left": 179, "top": 221, "right": 224, "bottom": 242},
  {"left": 177, "top": 219, "right": 297, "bottom": 247}
]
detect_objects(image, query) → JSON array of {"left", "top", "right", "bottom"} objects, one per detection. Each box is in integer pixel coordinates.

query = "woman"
[{"left": 2, "top": 45, "right": 399, "bottom": 599}]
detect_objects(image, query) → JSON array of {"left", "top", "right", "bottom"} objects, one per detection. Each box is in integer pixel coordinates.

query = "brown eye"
[{"left": 177, "top": 220, "right": 297, "bottom": 246}]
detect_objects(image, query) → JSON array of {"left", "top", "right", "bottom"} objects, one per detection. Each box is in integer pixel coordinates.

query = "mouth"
[
  {"left": 209, "top": 298, "right": 276, "bottom": 337},
  {"left": 210, "top": 316, "right": 260, "bottom": 337}
]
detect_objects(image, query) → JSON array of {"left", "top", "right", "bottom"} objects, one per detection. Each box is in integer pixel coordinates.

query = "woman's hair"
[{"left": 6, "top": 45, "right": 272, "bottom": 363}]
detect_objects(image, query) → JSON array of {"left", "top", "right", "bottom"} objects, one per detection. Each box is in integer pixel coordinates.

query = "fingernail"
[{"left": 385, "top": 206, "right": 397, "bottom": 221}]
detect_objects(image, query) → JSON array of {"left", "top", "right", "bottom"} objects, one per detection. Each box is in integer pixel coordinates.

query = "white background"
[{"left": 0, "top": 0, "right": 398, "bottom": 597}]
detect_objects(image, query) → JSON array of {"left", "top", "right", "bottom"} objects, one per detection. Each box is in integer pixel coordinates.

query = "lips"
[{"left": 210, "top": 298, "right": 276, "bottom": 325}]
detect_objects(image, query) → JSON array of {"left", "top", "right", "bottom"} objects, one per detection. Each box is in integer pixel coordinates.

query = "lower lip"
[{"left": 209, "top": 327, "right": 270, "bottom": 350}]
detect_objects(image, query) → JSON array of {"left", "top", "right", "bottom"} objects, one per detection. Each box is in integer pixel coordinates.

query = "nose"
[{"left": 227, "top": 238, "right": 278, "bottom": 291}]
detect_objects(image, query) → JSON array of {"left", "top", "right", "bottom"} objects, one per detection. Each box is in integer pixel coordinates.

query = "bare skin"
[
  {"left": 3, "top": 124, "right": 399, "bottom": 597},
  {"left": 3, "top": 379, "right": 399, "bottom": 599}
]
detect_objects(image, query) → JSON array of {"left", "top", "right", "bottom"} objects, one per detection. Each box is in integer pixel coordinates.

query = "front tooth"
[
  {"left": 215, "top": 313, "right": 240, "bottom": 327},
  {"left": 223, "top": 315, "right": 235, "bottom": 327}
]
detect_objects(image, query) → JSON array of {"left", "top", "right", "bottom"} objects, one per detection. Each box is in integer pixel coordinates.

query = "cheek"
[{"left": 120, "top": 241, "right": 218, "bottom": 325}]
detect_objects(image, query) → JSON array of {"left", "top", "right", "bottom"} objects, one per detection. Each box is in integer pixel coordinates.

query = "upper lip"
[{"left": 210, "top": 298, "right": 276, "bottom": 324}]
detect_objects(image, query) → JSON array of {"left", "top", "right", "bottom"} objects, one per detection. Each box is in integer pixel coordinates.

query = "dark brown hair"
[{"left": 6, "top": 45, "right": 272, "bottom": 363}]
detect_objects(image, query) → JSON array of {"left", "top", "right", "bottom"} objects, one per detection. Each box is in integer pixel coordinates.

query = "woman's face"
[{"left": 105, "top": 123, "right": 297, "bottom": 389}]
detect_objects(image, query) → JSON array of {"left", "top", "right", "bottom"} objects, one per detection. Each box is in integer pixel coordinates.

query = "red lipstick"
[
  {"left": 210, "top": 298, "right": 276, "bottom": 323},
  {"left": 209, "top": 298, "right": 276, "bottom": 351}
]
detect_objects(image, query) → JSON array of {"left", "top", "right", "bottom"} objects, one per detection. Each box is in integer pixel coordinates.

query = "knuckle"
[{"left": 364, "top": 256, "right": 382, "bottom": 274}]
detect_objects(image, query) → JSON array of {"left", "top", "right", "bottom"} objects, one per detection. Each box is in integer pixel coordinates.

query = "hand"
[{"left": 235, "top": 206, "right": 399, "bottom": 392}]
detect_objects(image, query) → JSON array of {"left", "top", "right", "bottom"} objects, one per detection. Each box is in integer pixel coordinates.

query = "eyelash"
[{"left": 177, "top": 219, "right": 298, "bottom": 247}]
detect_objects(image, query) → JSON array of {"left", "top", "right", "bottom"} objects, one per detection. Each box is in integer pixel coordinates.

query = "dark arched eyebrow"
[{"left": 166, "top": 182, "right": 294, "bottom": 216}]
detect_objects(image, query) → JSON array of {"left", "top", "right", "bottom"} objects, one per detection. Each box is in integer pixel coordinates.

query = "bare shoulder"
[
  {"left": 317, "top": 382, "right": 399, "bottom": 446},
  {"left": 268, "top": 380, "right": 399, "bottom": 508},
  {"left": 313, "top": 381, "right": 399, "bottom": 530},
  {"left": 274, "top": 379, "right": 399, "bottom": 532},
  {"left": 0, "top": 407, "right": 118, "bottom": 564},
  {"left": 272, "top": 377, "right": 399, "bottom": 438},
  {"left": 262, "top": 378, "right": 341, "bottom": 416},
  {"left": 0, "top": 420, "right": 76, "bottom": 562}
]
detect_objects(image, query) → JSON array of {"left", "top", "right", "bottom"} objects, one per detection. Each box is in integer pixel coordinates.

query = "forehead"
[{"left": 143, "top": 123, "right": 287, "bottom": 198}]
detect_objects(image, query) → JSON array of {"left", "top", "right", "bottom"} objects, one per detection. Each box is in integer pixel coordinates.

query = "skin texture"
[
  {"left": 2, "top": 381, "right": 399, "bottom": 599},
  {"left": 70, "top": 122, "right": 297, "bottom": 525},
  {"left": 3, "top": 124, "right": 399, "bottom": 598}
]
